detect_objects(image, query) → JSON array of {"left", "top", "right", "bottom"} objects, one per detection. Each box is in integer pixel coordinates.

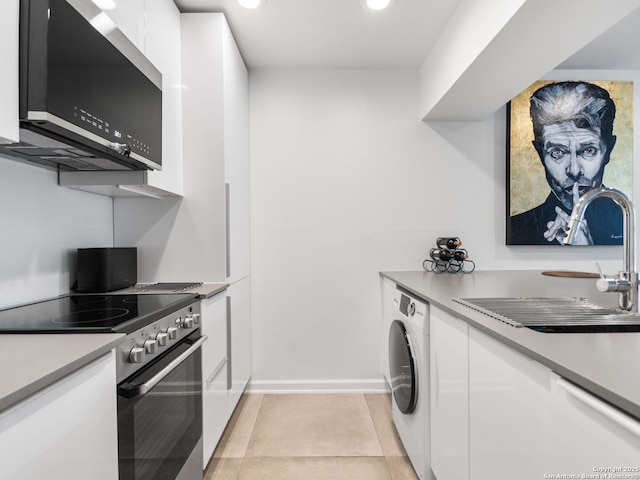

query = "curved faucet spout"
[{"left": 563, "top": 187, "right": 637, "bottom": 311}]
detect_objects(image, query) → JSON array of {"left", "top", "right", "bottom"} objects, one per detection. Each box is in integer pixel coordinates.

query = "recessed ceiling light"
[
  {"left": 365, "top": 0, "right": 393, "bottom": 11},
  {"left": 237, "top": 0, "right": 266, "bottom": 9}
]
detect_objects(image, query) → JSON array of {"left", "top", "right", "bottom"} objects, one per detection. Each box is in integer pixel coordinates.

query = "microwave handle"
[{"left": 120, "top": 335, "right": 208, "bottom": 399}]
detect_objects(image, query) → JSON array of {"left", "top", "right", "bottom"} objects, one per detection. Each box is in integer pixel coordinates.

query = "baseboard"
[{"left": 246, "top": 378, "right": 390, "bottom": 394}]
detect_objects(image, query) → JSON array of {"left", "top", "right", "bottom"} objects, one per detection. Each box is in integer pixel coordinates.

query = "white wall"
[
  {"left": 0, "top": 155, "right": 113, "bottom": 309},
  {"left": 249, "top": 69, "right": 631, "bottom": 392}
]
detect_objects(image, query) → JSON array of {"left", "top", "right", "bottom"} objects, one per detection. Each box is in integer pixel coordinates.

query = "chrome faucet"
[{"left": 562, "top": 187, "right": 638, "bottom": 311}]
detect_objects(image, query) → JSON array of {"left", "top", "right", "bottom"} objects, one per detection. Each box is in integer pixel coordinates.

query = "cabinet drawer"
[
  {"left": 203, "top": 356, "right": 229, "bottom": 466},
  {"left": 201, "top": 293, "right": 227, "bottom": 375},
  {"left": 550, "top": 374, "right": 640, "bottom": 473}
]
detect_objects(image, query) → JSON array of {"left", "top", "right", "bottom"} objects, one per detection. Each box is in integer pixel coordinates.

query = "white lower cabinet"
[
  {"left": 200, "top": 281, "right": 252, "bottom": 467},
  {"left": 429, "top": 318, "right": 640, "bottom": 480},
  {"left": 549, "top": 373, "right": 640, "bottom": 475},
  {"left": 0, "top": 351, "right": 118, "bottom": 480},
  {"left": 201, "top": 292, "right": 229, "bottom": 467},
  {"left": 430, "top": 306, "right": 469, "bottom": 480},
  {"left": 468, "top": 328, "right": 552, "bottom": 480},
  {"left": 227, "top": 277, "right": 252, "bottom": 416}
]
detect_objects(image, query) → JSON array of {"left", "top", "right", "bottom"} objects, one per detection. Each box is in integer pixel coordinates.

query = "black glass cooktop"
[{"left": 0, "top": 294, "right": 198, "bottom": 334}]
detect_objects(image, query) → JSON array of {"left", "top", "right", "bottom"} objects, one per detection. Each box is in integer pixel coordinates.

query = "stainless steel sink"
[{"left": 453, "top": 297, "right": 640, "bottom": 333}]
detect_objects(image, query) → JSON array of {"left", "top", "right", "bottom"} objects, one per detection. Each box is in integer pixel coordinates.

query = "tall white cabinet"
[
  {"left": 179, "top": 13, "right": 252, "bottom": 419},
  {"left": 114, "top": 12, "right": 252, "bottom": 468}
]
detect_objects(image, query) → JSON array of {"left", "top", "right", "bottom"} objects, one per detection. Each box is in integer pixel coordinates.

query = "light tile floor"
[{"left": 204, "top": 393, "right": 420, "bottom": 480}]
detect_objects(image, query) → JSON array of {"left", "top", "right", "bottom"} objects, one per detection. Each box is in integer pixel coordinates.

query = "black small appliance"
[{"left": 75, "top": 247, "right": 137, "bottom": 293}]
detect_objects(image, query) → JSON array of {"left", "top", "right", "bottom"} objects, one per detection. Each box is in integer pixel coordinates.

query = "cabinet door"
[
  {"left": 201, "top": 292, "right": 229, "bottom": 466},
  {"left": 144, "top": 0, "right": 184, "bottom": 196},
  {"left": 0, "top": 352, "right": 118, "bottom": 480},
  {"left": 228, "top": 277, "right": 252, "bottom": 416},
  {"left": 223, "top": 19, "right": 250, "bottom": 283},
  {"left": 550, "top": 373, "right": 640, "bottom": 474},
  {"left": 469, "top": 328, "right": 552, "bottom": 480},
  {"left": 430, "top": 306, "right": 469, "bottom": 480},
  {"left": 0, "top": 0, "right": 19, "bottom": 144}
]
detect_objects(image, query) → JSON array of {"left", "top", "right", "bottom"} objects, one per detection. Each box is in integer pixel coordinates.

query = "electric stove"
[{"left": 0, "top": 293, "right": 198, "bottom": 334}]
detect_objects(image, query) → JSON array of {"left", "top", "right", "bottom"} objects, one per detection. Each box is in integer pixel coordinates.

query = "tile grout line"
[
  {"left": 364, "top": 394, "right": 396, "bottom": 480},
  {"left": 234, "top": 393, "right": 265, "bottom": 479},
  {"left": 364, "top": 394, "right": 386, "bottom": 455}
]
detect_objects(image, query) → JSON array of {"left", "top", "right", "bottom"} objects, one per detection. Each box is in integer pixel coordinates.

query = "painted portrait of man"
[{"left": 507, "top": 80, "right": 633, "bottom": 245}]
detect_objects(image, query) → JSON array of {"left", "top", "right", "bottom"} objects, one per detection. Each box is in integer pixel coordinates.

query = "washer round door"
[{"left": 388, "top": 319, "right": 417, "bottom": 414}]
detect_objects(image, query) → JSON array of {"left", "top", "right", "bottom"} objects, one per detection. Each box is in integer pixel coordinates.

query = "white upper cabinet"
[
  {"left": 222, "top": 19, "right": 250, "bottom": 283},
  {"left": 0, "top": 0, "right": 19, "bottom": 145},
  {"left": 114, "top": 13, "right": 249, "bottom": 283},
  {"left": 143, "top": 0, "right": 184, "bottom": 196},
  {"left": 102, "top": 0, "right": 145, "bottom": 52},
  {"left": 180, "top": 13, "right": 250, "bottom": 282},
  {"left": 61, "top": 0, "right": 183, "bottom": 197}
]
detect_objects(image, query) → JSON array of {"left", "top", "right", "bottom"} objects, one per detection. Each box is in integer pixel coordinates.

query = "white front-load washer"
[{"left": 388, "top": 286, "right": 431, "bottom": 480}]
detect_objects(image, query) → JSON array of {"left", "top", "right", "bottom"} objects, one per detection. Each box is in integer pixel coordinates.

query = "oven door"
[{"left": 118, "top": 330, "right": 207, "bottom": 480}]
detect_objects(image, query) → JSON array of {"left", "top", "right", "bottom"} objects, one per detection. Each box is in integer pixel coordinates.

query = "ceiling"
[
  {"left": 174, "top": 0, "right": 640, "bottom": 71},
  {"left": 173, "top": 0, "right": 463, "bottom": 69},
  {"left": 556, "top": 7, "right": 640, "bottom": 70}
]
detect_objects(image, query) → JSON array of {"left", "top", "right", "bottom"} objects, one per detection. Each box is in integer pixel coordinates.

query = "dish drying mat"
[
  {"left": 452, "top": 297, "right": 640, "bottom": 328},
  {"left": 137, "top": 282, "right": 203, "bottom": 292}
]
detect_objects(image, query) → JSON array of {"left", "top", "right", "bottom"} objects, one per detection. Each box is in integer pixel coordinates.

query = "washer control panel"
[{"left": 394, "top": 288, "right": 427, "bottom": 321}]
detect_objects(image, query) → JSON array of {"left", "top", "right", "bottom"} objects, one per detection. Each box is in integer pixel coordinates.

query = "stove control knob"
[
  {"left": 129, "top": 347, "right": 145, "bottom": 364},
  {"left": 192, "top": 313, "right": 201, "bottom": 325},
  {"left": 155, "top": 332, "right": 168, "bottom": 346},
  {"left": 144, "top": 338, "right": 158, "bottom": 354},
  {"left": 166, "top": 327, "right": 178, "bottom": 339},
  {"left": 183, "top": 316, "right": 195, "bottom": 329}
]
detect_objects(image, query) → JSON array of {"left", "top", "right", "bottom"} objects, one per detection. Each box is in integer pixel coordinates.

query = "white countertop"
[{"left": 381, "top": 270, "right": 640, "bottom": 420}]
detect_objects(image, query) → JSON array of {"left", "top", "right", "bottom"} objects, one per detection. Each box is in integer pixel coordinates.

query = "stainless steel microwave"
[{"left": 0, "top": 0, "right": 162, "bottom": 171}]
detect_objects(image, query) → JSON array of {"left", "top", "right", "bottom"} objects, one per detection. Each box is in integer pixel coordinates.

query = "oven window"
[{"left": 118, "top": 337, "right": 203, "bottom": 480}]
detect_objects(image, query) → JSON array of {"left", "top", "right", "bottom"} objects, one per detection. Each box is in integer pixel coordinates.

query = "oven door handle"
[{"left": 120, "top": 335, "right": 208, "bottom": 399}]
